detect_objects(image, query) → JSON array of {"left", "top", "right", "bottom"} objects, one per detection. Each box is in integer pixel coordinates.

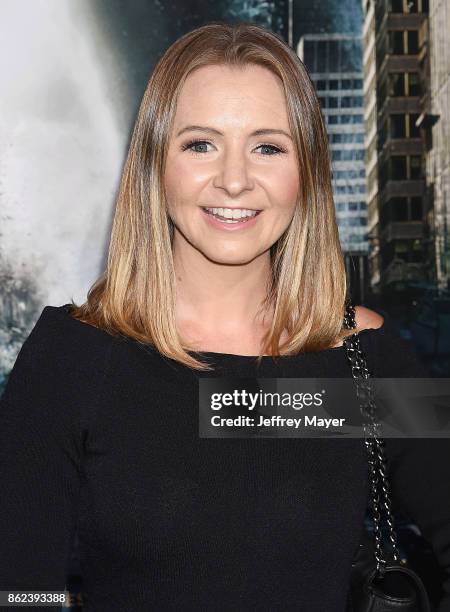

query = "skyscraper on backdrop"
[
  {"left": 361, "top": 0, "right": 449, "bottom": 371},
  {"left": 297, "top": 34, "right": 369, "bottom": 302}
]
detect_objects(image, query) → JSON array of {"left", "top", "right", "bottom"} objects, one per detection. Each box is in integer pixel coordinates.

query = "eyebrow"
[{"left": 176, "top": 125, "right": 293, "bottom": 141}]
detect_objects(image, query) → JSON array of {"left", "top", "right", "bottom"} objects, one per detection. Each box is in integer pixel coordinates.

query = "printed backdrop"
[{"left": 0, "top": 0, "right": 365, "bottom": 390}]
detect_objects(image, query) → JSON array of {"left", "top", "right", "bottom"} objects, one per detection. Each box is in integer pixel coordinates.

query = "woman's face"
[{"left": 164, "top": 63, "right": 300, "bottom": 264}]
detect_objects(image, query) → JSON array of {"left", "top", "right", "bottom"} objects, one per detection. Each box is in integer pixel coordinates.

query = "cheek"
[
  {"left": 165, "top": 162, "right": 194, "bottom": 210},
  {"left": 165, "top": 155, "right": 206, "bottom": 206},
  {"left": 267, "top": 166, "right": 299, "bottom": 211},
  {"left": 164, "top": 156, "right": 182, "bottom": 199}
]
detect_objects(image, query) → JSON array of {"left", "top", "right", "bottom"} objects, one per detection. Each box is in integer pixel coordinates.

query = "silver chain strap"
[{"left": 342, "top": 300, "right": 401, "bottom": 576}]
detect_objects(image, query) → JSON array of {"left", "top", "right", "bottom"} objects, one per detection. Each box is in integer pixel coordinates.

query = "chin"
[{"left": 201, "top": 247, "right": 262, "bottom": 266}]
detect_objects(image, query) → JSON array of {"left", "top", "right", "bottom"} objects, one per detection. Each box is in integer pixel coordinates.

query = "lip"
[
  {"left": 200, "top": 207, "right": 262, "bottom": 231},
  {"left": 201, "top": 206, "right": 262, "bottom": 211}
]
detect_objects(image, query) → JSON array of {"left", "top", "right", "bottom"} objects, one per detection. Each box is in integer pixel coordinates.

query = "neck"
[{"left": 172, "top": 236, "right": 274, "bottom": 348}]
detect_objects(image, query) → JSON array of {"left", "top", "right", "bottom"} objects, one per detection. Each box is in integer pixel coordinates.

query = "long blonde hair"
[{"left": 68, "top": 21, "right": 349, "bottom": 371}]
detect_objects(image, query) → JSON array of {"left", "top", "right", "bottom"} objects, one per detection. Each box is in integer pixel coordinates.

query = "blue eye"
[
  {"left": 181, "top": 140, "right": 212, "bottom": 154},
  {"left": 256, "top": 144, "right": 286, "bottom": 155},
  {"left": 181, "top": 139, "right": 287, "bottom": 156}
]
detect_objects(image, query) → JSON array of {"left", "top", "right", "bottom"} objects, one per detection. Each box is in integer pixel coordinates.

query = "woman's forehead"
[{"left": 173, "top": 65, "right": 289, "bottom": 126}]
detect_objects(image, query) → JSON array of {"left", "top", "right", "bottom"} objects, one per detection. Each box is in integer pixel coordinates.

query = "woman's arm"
[
  {"left": 0, "top": 307, "right": 112, "bottom": 610},
  {"left": 384, "top": 435, "right": 450, "bottom": 611},
  {"left": 361, "top": 311, "right": 450, "bottom": 611}
]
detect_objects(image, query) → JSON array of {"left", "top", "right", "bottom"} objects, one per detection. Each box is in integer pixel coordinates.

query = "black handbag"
[{"left": 342, "top": 300, "right": 432, "bottom": 612}]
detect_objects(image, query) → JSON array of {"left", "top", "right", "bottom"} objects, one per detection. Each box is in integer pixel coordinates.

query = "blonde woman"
[{"left": 1, "top": 22, "right": 449, "bottom": 612}]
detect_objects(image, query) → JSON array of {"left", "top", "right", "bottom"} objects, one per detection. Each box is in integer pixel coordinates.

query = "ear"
[{"left": 353, "top": 305, "right": 384, "bottom": 332}]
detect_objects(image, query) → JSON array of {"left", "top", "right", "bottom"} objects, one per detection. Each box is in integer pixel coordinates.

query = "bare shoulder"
[
  {"left": 330, "top": 304, "right": 385, "bottom": 348},
  {"left": 354, "top": 305, "right": 384, "bottom": 332}
]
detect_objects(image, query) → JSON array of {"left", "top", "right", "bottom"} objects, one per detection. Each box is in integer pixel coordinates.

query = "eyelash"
[{"left": 181, "top": 139, "right": 288, "bottom": 156}]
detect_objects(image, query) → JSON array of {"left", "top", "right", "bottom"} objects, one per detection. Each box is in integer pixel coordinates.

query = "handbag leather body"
[{"left": 346, "top": 529, "right": 432, "bottom": 611}]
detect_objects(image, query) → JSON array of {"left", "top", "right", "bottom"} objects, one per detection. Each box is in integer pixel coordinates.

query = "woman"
[{"left": 1, "top": 22, "right": 449, "bottom": 611}]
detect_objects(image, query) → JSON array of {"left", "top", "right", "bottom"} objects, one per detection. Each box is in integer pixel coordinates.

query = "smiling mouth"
[{"left": 201, "top": 207, "right": 262, "bottom": 223}]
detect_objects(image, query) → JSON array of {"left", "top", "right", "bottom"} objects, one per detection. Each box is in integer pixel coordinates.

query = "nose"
[{"left": 213, "top": 147, "right": 254, "bottom": 197}]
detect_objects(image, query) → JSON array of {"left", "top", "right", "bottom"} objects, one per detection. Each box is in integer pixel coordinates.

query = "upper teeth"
[{"left": 204, "top": 207, "right": 258, "bottom": 219}]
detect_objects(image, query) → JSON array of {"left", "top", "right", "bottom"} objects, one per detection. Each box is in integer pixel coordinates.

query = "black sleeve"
[
  {"left": 0, "top": 307, "right": 112, "bottom": 611},
  {"left": 363, "top": 310, "right": 450, "bottom": 611}
]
